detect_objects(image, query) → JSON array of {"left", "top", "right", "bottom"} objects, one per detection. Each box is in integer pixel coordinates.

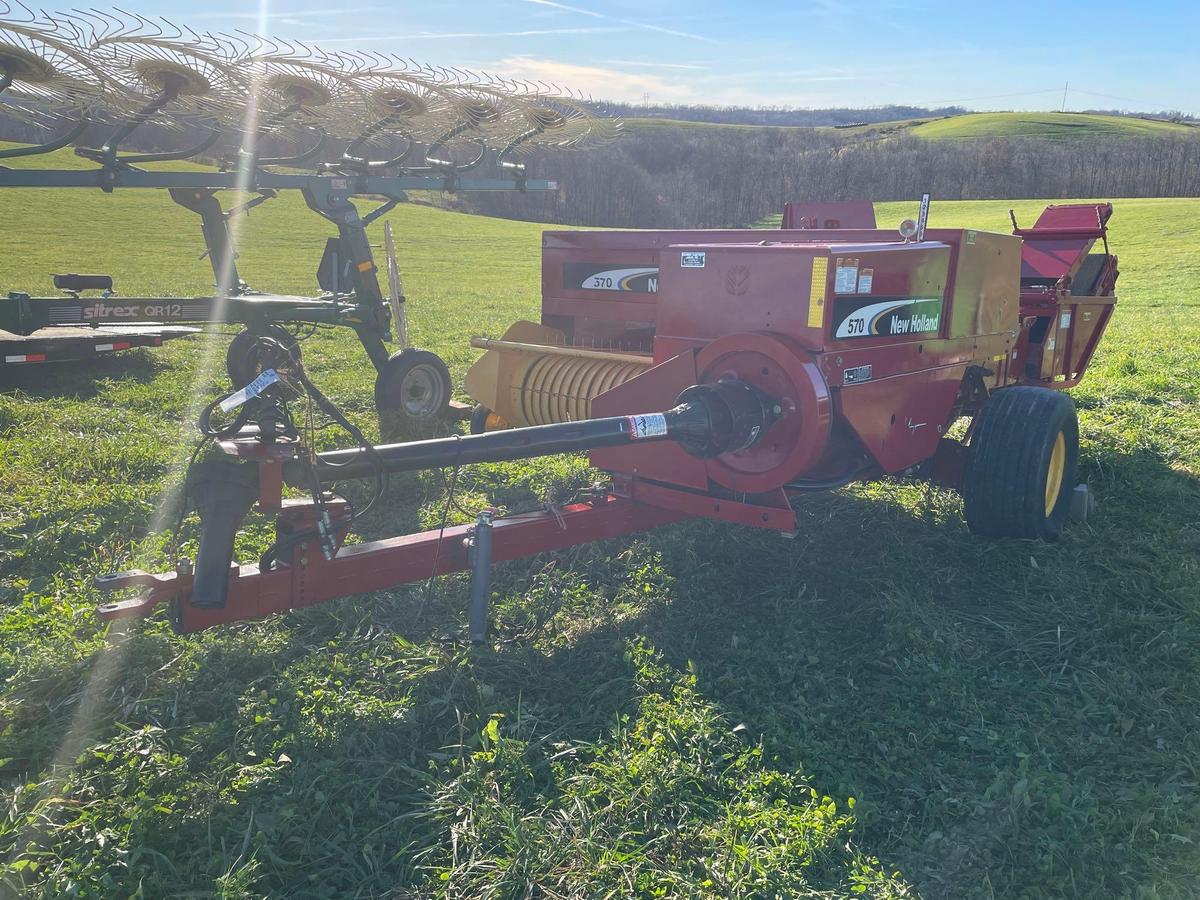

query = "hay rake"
[{"left": 0, "top": 3, "right": 617, "bottom": 427}]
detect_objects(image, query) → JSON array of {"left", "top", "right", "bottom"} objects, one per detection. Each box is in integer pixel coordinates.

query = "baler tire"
[
  {"left": 374, "top": 348, "right": 452, "bottom": 423},
  {"left": 963, "top": 386, "right": 1079, "bottom": 541},
  {"left": 469, "top": 405, "right": 508, "bottom": 435},
  {"left": 226, "top": 326, "right": 301, "bottom": 390}
]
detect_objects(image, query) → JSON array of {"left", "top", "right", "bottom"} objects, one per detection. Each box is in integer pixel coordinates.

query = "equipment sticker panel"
[
  {"left": 563, "top": 263, "right": 658, "bottom": 293},
  {"left": 832, "top": 296, "right": 943, "bottom": 340}
]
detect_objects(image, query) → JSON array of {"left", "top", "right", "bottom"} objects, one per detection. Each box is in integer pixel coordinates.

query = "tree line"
[
  {"left": 4, "top": 111, "right": 1198, "bottom": 230},
  {"left": 466, "top": 128, "right": 1200, "bottom": 228}
]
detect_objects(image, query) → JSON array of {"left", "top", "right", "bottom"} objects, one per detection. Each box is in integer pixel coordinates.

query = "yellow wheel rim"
[{"left": 1044, "top": 431, "right": 1066, "bottom": 517}]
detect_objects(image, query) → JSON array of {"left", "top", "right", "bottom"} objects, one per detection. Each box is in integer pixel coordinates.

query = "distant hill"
[
  {"left": 621, "top": 116, "right": 934, "bottom": 136},
  {"left": 912, "top": 112, "right": 1196, "bottom": 140},
  {"left": 618, "top": 110, "right": 1197, "bottom": 142},
  {"left": 592, "top": 102, "right": 964, "bottom": 128}
]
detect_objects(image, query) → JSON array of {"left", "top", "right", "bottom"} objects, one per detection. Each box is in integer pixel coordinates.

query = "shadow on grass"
[
  {"left": 0, "top": 348, "right": 167, "bottom": 401},
  {"left": 6, "top": 446, "right": 1199, "bottom": 897}
]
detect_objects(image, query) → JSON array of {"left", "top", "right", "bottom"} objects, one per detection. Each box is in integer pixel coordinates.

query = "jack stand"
[{"left": 465, "top": 509, "right": 495, "bottom": 644}]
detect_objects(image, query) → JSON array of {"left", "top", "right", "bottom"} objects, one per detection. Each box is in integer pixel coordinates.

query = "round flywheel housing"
[{"left": 694, "top": 332, "right": 831, "bottom": 493}]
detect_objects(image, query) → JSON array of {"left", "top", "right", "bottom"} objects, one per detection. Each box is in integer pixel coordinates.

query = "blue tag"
[{"left": 219, "top": 368, "right": 279, "bottom": 412}]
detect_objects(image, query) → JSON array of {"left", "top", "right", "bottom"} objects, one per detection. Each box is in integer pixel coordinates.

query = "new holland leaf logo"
[{"left": 725, "top": 265, "right": 750, "bottom": 296}]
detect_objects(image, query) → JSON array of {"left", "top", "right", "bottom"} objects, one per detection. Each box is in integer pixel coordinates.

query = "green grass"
[
  {"left": 597, "top": 112, "right": 1194, "bottom": 143},
  {"left": 1, "top": 157, "right": 1200, "bottom": 897},
  {"left": 912, "top": 112, "right": 1195, "bottom": 141}
]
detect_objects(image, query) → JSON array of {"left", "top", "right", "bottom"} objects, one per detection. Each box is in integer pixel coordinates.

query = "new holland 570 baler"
[{"left": 97, "top": 201, "right": 1117, "bottom": 637}]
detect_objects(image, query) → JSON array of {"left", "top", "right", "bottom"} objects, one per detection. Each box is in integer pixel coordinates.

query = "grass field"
[
  {"left": 1, "top": 156, "right": 1199, "bottom": 897},
  {"left": 623, "top": 111, "right": 1194, "bottom": 142},
  {"left": 911, "top": 112, "right": 1195, "bottom": 141}
]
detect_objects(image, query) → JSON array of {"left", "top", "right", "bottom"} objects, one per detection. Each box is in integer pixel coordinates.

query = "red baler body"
[{"left": 97, "top": 202, "right": 1119, "bottom": 633}]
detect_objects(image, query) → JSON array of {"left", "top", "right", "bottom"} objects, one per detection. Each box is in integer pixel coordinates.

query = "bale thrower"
[{"left": 96, "top": 200, "right": 1119, "bottom": 637}]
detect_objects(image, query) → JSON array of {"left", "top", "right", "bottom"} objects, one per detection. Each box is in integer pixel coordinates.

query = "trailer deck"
[{"left": 0, "top": 323, "right": 197, "bottom": 366}]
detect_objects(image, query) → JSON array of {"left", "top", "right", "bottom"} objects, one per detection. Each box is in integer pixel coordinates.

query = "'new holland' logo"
[
  {"left": 564, "top": 263, "right": 658, "bottom": 294},
  {"left": 833, "top": 297, "right": 943, "bottom": 340}
]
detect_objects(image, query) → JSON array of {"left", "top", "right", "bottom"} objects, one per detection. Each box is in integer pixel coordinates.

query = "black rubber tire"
[
  {"left": 469, "top": 405, "right": 493, "bottom": 435},
  {"left": 374, "top": 348, "right": 452, "bottom": 422},
  {"left": 963, "top": 386, "right": 1079, "bottom": 541},
  {"left": 226, "top": 326, "right": 300, "bottom": 389}
]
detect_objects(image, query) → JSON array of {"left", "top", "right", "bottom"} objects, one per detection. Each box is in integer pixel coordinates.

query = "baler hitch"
[{"left": 97, "top": 379, "right": 781, "bottom": 633}]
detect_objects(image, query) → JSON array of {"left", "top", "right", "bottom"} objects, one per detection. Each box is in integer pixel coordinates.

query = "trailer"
[{"left": 0, "top": 322, "right": 196, "bottom": 367}]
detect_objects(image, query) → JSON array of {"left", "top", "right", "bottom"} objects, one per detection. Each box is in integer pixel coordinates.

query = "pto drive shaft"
[{"left": 288, "top": 379, "right": 780, "bottom": 485}]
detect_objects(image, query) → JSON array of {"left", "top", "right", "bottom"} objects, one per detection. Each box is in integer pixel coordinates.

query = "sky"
[{"left": 147, "top": 0, "right": 1197, "bottom": 112}]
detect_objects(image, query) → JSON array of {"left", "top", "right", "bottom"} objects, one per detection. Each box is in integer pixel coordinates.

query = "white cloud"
[
  {"left": 605, "top": 59, "right": 710, "bottom": 71},
  {"left": 496, "top": 56, "right": 694, "bottom": 103},
  {"left": 195, "top": 6, "right": 386, "bottom": 20},
  {"left": 523, "top": 0, "right": 716, "bottom": 43},
  {"left": 320, "top": 27, "right": 628, "bottom": 43}
]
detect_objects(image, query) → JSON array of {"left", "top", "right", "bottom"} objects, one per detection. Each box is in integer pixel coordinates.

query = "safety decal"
[
  {"left": 564, "top": 263, "right": 658, "bottom": 293},
  {"left": 833, "top": 296, "right": 942, "bottom": 339},
  {"left": 221, "top": 368, "right": 279, "bottom": 412},
  {"left": 681, "top": 251, "right": 706, "bottom": 268},
  {"left": 834, "top": 257, "right": 859, "bottom": 294},
  {"left": 627, "top": 413, "right": 668, "bottom": 440},
  {"left": 857, "top": 267, "right": 874, "bottom": 294}
]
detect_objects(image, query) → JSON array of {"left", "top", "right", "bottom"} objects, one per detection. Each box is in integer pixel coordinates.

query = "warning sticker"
[
  {"left": 681, "top": 251, "right": 706, "bottom": 268},
  {"left": 834, "top": 258, "right": 859, "bottom": 294},
  {"left": 627, "top": 413, "right": 668, "bottom": 440},
  {"left": 808, "top": 258, "right": 828, "bottom": 328},
  {"left": 1060, "top": 312, "right": 1072, "bottom": 329},
  {"left": 857, "top": 268, "right": 874, "bottom": 294},
  {"left": 220, "top": 368, "right": 279, "bottom": 412}
]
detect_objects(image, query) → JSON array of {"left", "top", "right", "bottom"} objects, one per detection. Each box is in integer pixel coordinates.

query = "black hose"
[{"left": 230, "top": 336, "right": 387, "bottom": 572}]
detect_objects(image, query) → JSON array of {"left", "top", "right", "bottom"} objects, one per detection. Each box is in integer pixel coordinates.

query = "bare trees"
[{"left": 472, "top": 130, "right": 1200, "bottom": 227}]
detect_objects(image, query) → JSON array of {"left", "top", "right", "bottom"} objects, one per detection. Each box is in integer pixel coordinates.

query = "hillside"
[
  {"left": 623, "top": 110, "right": 1195, "bottom": 142},
  {"left": 912, "top": 111, "right": 1195, "bottom": 140}
]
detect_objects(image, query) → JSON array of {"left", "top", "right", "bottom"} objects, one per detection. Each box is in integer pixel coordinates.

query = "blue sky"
[{"left": 159, "top": 0, "right": 1197, "bottom": 111}]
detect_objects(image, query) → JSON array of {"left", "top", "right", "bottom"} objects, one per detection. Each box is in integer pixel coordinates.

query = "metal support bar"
[
  {"left": 0, "top": 168, "right": 557, "bottom": 193},
  {"left": 256, "top": 132, "right": 329, "bottom": 168},
  {"left": 117, "top": 128, "right": 221, "bottom": 165},
  {"left": 0, "top": 118, "right": 90, "bottom": 161},
  {"left": 168, "top": 188, "right": 242, "bottom": 294},
  {"left": 225, "top": 191, "right": 277, "bottom": 220},
  {"left": 301, "top": 185, "right": 391, "bottom": 368},
  {"left": 96, "top": 494, "right": 691, "bottom": 632},
  {"left": 466, "top": 510, "right": 495, "bottom": 643},
  {"left": 361, "top": 198, "right": 400, "bottom": 227},
  {"left": 470, "top": 336, "right": 652, "bottom": 366}
]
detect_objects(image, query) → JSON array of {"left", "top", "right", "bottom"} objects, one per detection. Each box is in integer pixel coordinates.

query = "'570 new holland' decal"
[
  {"left": 833, "top": 296, "right": 943, "bottom": 339},
  {"left": 564, "top": 263, "right": 658, "bottom": 293}
]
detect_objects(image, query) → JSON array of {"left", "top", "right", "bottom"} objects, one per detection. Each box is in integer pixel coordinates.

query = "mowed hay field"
[{"left": 1, "top": 154, "right": 1199, "bottom": 897}]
